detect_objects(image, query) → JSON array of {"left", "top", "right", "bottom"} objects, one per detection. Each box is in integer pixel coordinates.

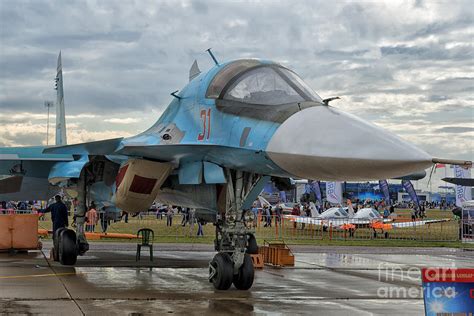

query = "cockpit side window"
[
  {"left": 279, "top": 68, "right": 323, "bottom": 103},
  {"left": 206, "top": 60, "right": 261, "bottom": 99},
  {"left": 223, "top": 67, "right": 304, "bottom": 105},
  {"left": 339, "top": 208, "right": 348, "bottom": 216}
]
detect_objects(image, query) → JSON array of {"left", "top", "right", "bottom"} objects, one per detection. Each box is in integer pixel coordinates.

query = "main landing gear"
[
  {"left": 53, "top": 167, "right": 91, "bottom": 265},
  {"left": 209, "top": 170, "right": 266, "bottom": 291},
  {"left": 52, "top": 228, "right": 78, "bottom": 265}
]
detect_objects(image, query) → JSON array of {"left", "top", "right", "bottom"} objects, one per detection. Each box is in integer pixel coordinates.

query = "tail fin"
[{"left": 55, "top": 51, "right": 67, "bottom": 145}]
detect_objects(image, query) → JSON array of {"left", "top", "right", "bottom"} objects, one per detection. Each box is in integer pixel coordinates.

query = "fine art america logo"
[
  {"left": 377, "top": 265, "right": 474, "bottom": 315},
  {"left": 376, "top": 263, "right": 457, "bottom": 299}
]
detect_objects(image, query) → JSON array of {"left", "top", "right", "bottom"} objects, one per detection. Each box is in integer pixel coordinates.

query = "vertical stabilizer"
[
  {"left": 55, "top": 51, "right": 67, "bottom": 145},
  {"left": 189, "top": 60, "right": 201, "bottom": 82}
]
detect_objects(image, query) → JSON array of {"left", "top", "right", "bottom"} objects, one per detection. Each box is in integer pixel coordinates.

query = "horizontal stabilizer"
[{"left": 43, "top": 137, "right": 123, "bottom": 155}]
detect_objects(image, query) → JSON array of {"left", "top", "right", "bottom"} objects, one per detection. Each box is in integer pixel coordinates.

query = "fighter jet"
[{"left": 0, "top": 50, "right": 470, "bottom": 290}]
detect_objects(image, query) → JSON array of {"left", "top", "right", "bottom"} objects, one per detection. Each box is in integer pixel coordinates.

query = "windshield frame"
[
  {"left": 206, "top": 60, "right": 322, "bottom": 104},
  {"left": 207, "top": 60, "right": 324, "bottom": 123},
  {"left": 218, "top": 64, "right": 320, "bottom": 104}
]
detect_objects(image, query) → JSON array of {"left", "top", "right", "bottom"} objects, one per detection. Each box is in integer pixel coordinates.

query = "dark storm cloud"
[
  {"left": 191, "top": 0, "right": 209, "bottom": 14},
  {"left": 436, "top": 126, "right": 474, "bottom": 134},
  {"left": 380, "top": 44, "right": 473, "bottom": 61},
  {"left": 32, "top": 31, "right": 142, "bottom": 47},
  {"left": 406, "top": 15, "right": 473, "bottom": 40},
  {"left": 0, "top": 52, "right": 56, "bottom": 78},
  {"left": 315, "top": 49, "right": 371, "bottom": 60}
]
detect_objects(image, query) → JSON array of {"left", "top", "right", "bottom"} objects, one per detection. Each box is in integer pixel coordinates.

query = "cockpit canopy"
[
  {"left": 206, "top": 59, "right": 323, "bottom": 122},
  {"left": 353, "top": 208, "right": 381, "bottom": 219},
  {"left": 320, "top": 207, "right": 349, "bottom": 218}
]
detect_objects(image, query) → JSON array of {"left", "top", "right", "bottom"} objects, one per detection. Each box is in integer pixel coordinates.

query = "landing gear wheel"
[
  {"left": 209, "top": 252, "right": 233, "bottom": 290},
  {"left": 384, "top": 232, "right": 389, "bottom": 239},
  {"left": 373, "top": 231, "right": 377, "bottom": 238},
  {"left": 52, "top": 227, "right": 67, "bottom": 262},
  {"left": 233, "top": 254, "right": 254, "bottom": 290},
  {"left": 59, "top": 229, "right": 78, "bottom": 265},
  {"left": 246, "top": 234, "right": 258, "bottom": 254}
]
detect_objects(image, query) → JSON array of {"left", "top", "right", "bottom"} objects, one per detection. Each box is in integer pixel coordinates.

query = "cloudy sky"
[{"left": 0, "top": 0, "right": 472, "bottom": 190}]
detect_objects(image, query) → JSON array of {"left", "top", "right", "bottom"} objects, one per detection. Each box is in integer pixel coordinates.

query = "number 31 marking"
[{"left": 198, "top": 108, "right": 211, "bottom": 141}]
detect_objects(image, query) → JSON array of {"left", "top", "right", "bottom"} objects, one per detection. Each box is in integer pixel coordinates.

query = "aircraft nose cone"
[{"left": 266, "top": 106, "right": 432, "bottom": 181}]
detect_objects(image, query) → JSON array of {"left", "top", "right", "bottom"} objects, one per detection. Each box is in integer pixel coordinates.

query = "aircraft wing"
[
  {"left": 284, "top": 215, "right": 450, "bottom": 231},
  {"left": 0, "top": 146, "right": 73, "bottom": 162},
  {"left": 43, "top": 136, "right": 292, "bottom": 180},
  {"left": 43, "top": 138, "right": 124, "bottom": 155},
  {"left": 0, "top": 146, "right": 82, "bottom": 200},
  {"left": 390, "top": 218, "right": 450, "bottom": 228},
  {"left": 284, "top": 215, "right": 324, "bottom": 226}
]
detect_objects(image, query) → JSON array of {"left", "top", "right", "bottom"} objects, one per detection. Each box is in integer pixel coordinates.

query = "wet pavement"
[{"left": 1, "top": 243, "right": 473, "bottom": 315}]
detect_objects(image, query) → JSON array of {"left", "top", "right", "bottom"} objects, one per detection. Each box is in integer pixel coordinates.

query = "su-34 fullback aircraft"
[{"left": 0, "top": 50, "right": 471, "bottom": 290}]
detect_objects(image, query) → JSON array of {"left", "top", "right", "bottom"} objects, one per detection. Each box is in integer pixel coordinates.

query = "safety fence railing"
[
  {"left": 461, "top": 219, "right": 474, "bottom": 243},
  {"left": 3, "top": 209, "right": 463, "bottom": 242},
  {"left": 254, "top": 214, "right": 460, "bottom": 242},
  {"left": 33, "top": 211, "right": 216, "bottom": 241},
  {"left": 0, "top": 208, "right": 37, "bottom": 215}
]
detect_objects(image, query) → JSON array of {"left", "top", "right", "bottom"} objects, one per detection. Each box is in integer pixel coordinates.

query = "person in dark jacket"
[{"left": 46, "top": 195, "right": 69, "bottom": 233}]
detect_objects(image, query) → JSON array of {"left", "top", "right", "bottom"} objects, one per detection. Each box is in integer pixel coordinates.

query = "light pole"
[{"left": 44, "top": 101, "right": 54, "bottom": 145}]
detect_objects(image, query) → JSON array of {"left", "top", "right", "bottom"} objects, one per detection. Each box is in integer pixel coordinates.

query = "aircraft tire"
[
  {"left": 59, "top": 229, "right": 77, "bottom": 265},
  {"left": 53, "top": 227, "right": 67, "bottom": 262},
  {"left": 246, "top": 234, "right": 258, "bottom": 254},
  {"left": 233, "top": 254, "right": 254, "bottom": 290},
  {"left": 384, "top": 232, "right": 389, "bottom": 239},
  {"left": 210, "top": 252, "right": 233, "bottom": 290}
]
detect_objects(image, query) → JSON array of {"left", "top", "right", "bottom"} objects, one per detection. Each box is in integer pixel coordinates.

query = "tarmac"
[{"left": 1, "top": 242, "right": 474, "bottom": 315}]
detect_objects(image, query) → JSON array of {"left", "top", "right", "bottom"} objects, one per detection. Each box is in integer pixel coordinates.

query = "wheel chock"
[{"left": 250, "top": 254, "right": 264, "bottom": 269}]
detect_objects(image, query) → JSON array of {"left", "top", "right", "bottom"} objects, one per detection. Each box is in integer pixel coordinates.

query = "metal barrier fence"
[
  {"left": 461, "top": 219, "right": 474, "bottom": 243},
  {"left": 254, "top": 215, "right": 459, "bottom": 242},
  {"left": 2, "top": 209, "right": 464, "bottom": 242}
]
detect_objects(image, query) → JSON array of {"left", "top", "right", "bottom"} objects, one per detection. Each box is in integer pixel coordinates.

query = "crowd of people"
[
  {"left": 1, "top": 198, "right": 209, "bottom": 237},
  {"left": 0, "top": 194, "right": 458, "bottom": 236},
  {"left": 248, "top": 195, "right": 443, "bottom": 230}
]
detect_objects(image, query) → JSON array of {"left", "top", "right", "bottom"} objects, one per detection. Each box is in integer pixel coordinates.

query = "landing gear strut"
[
  {"left": 52, "top": 168, "right": 90, "bottom": 265},
  {"left": 209, "top": 170, "right": 266, "bottom": 290}
]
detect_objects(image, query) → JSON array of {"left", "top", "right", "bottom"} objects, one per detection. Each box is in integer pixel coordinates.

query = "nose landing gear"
[
  {"left": 209, "top": 170, "right": 266, "bottom": 291},
  {"left": 232, "top": 253, "right": 254, "bottom": 290},
  {"left": 209, "top": 252, "right": 234, "bottom": 290}
]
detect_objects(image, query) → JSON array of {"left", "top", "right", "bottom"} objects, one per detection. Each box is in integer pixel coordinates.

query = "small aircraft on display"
[
  {"left": 286, "top": 206, "right": 450, "bottom": 238},
  {"left": 0, "top": 50, "right": 471, "bottom": 290}
]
